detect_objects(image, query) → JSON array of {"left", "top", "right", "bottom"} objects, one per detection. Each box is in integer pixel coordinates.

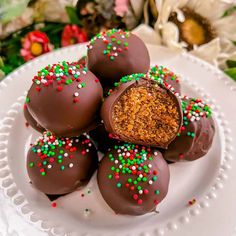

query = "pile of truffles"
[{"left": 24, "top": 28, "right": 215, "bottom": 216}]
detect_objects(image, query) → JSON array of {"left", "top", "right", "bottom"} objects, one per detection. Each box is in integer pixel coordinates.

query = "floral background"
[{"left": 0, "top": 0, "right": 236, "bottom": 81}]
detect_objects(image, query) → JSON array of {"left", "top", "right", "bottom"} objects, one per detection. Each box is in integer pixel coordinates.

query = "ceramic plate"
[{"left": 0, "top": 44, "right": 236, "bottom": 236}]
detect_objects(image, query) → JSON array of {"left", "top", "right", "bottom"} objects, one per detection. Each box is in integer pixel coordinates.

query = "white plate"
[{"left": 0, "top": 44, "right": 236, "bottom": 236}]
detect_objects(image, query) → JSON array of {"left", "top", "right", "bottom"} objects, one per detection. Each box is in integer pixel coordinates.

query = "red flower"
[
  {"left": 61, "top": 25, "right": 87, "bottom": 47},
  {"left": 20, "top": 31, "right": 53, "bottom": 61}
]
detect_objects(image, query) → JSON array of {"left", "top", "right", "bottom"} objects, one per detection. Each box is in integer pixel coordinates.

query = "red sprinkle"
[
  {"left": 137, "top": 199, "right": 143, "bottom": 205},
  {"left": 51, "top": 202, "right": 57, "bottom": 208},
  {"left": 57, "top": 86, "right": 63, "bottom": 91}
]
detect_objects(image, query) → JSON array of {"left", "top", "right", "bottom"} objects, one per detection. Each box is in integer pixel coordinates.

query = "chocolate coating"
[
  {"left": 89, "top": 123, "right": 121, "bottom": 153},
  {"left": 78, "top": 56, "right": 87, "bottom": 67},
  {"left": 101, "top": 74, "right": 183, "bottom": 148},
  {"left": 97, "top": 143, "right": 170, "bottom": 215},
  {"left": 148, "top": 65, "right": 181, "bottom": 94},
  {"left": 24, "top": 104, "right": 45, "bottom": 133},
  {"left": 87, "top": 29, "right": 150, "bottom": 87},
  {"left": 27, "top": 132, "right": 98, "bottom": 195},
  {"left": 26, "top": 62, "right": 103, "bottom": 137},
  {"left": 163, "top": 98, "right": 215, "bottom": 162}
]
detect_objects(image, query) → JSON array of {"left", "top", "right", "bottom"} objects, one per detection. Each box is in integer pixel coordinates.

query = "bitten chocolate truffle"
[
  {"left": 148, "top": 65, "right": 181, "bottom": 94},
  {"left": 101, "top": 74, "right": 183, "bottom": 148},
  {"left": 24, "top": 104, "right": 45, "bottom": 133},
  {"left": 97, "top": 143, "right": 170, "bottom": 215},
  {"left": 87, "top": 29, "right": 150, "bottom": 87},
  {"left": 27, "top": 132, "right": 98, "bottom": 195},
  {"left": 26, "top": 62, "right": 103, "bottom": 137},
  {"left": 163, "top": 97, "right": 215, "bottom": 162}
]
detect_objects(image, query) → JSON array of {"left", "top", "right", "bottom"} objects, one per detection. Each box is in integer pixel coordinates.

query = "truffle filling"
[{"left": 112, "top": 84, "right": 180, "bottom": 146}]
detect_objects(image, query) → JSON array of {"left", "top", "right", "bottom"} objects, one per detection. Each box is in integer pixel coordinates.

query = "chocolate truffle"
[
  {"left": 26, "top": 62, "right": 103, "bottom": 137},
  {"left": 148, "top": 65, "right": 181, "bottom": 94},
  {"left": 78, "top": 56, "right": 87, "bottom": 67},
  {"left": 89, "top": 123, "right": 121, "bottom": 153},
  {"left": 101, "top": 73, "right": 183, "bottom": 148},
  {"left": 27, "top": 132, "right": 98, "bottom": 195},
  {"left": 87, "top": 29, "right": 150, "bottom": 87},
  {"left": 24, "top": 104, "right": 45, "bottom": 133},
  {"left": 97, "top": 143, "right": 170, "bottom": 215},
  {"left": 163, "top": 97, "right": 215, "bottom": 162}
]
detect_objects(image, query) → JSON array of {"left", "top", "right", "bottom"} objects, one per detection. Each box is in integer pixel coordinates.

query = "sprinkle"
[
  {"left": 51, "top": 202, "right": 57, "bottom": 208},
  {"left": 117, "top": 183, "right": 122, "bottom": 188},
  {"left": 155, "top": 190, "right": 160, "bottom": 195},
  {"left": 29, "top": 162, "right": 34, "bottom": 167},
  {"left": 69, "top": 163, "right": 73, "bottom": 168},
  {"left": 188, "top": 198, "right": 196, "bottom": 206},
  {"left": 137, "top": 199, "right": 143, "bottom": 205}
]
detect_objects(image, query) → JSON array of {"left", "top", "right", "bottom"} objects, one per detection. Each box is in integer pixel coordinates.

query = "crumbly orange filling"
[{"left": 112, "top": 84, "right": 180, "bottom": 146}]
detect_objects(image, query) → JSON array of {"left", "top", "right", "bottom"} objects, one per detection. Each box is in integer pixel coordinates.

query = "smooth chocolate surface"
[
  {"left": 163, "top": 98, "right": 215, "bottom": 162},
  {"left": 26, "top": 62, "right": 103, "bottom": 137},
  {"left": 87, "top": 29, "right": 150, "bottom": 87},
  {"left": 27, "top": 132, "right": 98, "bottom": 195},
  {"left": 97, "top": 143, "right": 170, "bottom": 215},
  {"left": 24, "top": 104, "right": 45, "bottom": 133}
]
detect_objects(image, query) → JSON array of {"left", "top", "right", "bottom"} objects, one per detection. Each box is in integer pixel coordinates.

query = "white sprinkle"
[
  {"left": 48, "top": 164, "right": 52, "bottom": 169},
  {"left": 86, "top": 149, "right": 89, "bottom": 152},
  {"left": 119, "top": 165, "right": 122, "bottom": 169},
  {"left": 113, "top": 47, "right": 117, "bottom": 50},
  {"left": 60, "top": 72, "right": 64, "bottom": 76},
  {"left": 124, "top": 148, "right": 127, "bottom": 151},
  {"left": 148, "top": 164, "right": 152, "bottom": 168},
  {"left": 69, "top": 163, "right": 74, "bottom": 168},
  {"left": 114, "top": 53, "right": 118, "bottom": 56},
  {"left": 88, "top": 143, "right": 92, "bottom": 147},
  {"left": 139, "top": 190, "right": 143, "bottom": 194},
  {"left": 74, "top": 92, "right": 79, "bottom": 97},
  {"left": 36, "top": 80, "right": 41, "bottom": 85},
  {"left": 76, "top": 71, "right": 81, "bottom": 75},
  {"left": 64, "top": 153, "right": 69, "bottom": 157},
  {"left": 68, "top": 143, "right": 72, "bottom": 147},
  {"left": 132, "top": 166, "right": 136, "bottom": 170},
  {"left": 139, "top": 174, "right": 143, "bottom": 178},
  {"left": 72, "top": 70, "right": 75, "bottom": 75},
  {"left": 78, "top": 84, "right": 82, "bottom": 89},
  {"left": 49, "top": 72, "right": 53, "bottom": 76},
  {"left": 37, "top": 149, "right": 41, "bottom": 153},
  {"left": 82, "top": 71, "right": 86, "bottom": 74},
  {"left": 149, "top": 180, "right": 153, "bottom": 185},
  {"left": 114, "top": 160, "right": 119, "bottom": 164},
  {"left": 126, "top": 152, "right": 130, "bottom": 157}
]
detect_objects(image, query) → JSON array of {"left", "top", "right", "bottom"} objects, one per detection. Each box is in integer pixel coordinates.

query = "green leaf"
[
  {"left": 225, "top": 67, "right": 236, "bottom": 81},
  {"left": 223, "top": 6, "right": 236, "bottom": 17},
  {"left": 226, "top": 60, "right": 236, "bottom": 68},
  {"left": 65, "top": 6, "right": 81, "bottom": 25}
]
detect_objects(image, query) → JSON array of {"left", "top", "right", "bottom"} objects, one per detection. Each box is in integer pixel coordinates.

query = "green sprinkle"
[
  {"left": 29, "top": 162, "right": 34, "bottom": 167},
  {"left": 41, "top": 172, "right": 46, "bottom": 176},
  {"left": 117, "top": 183, "right": 122, "bottom": 188},
  {"left": 108, "top": 174, "right": 113, "bottom": 179},
  {"left": 25, "top": 97, "right": 30, "bottom": 103},
  {"left": 155, "top": 190, "right": 160, "bottom": 195},
  {"left": 61, "top": 165, "right": 65, "bottom": 171}
]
